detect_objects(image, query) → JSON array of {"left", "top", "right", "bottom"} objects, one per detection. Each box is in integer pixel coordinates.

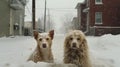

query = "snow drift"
[{"left": 0, "top": 34, "right": 120, "bottom": 67}]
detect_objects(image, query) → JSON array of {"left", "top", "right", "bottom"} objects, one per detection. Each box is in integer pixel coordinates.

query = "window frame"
[
  {"left": 95, "top": 0, "right": 103, "bottom": 4},
  {"left": 95, "top": 12, "right": 103, "bottom": 24}
]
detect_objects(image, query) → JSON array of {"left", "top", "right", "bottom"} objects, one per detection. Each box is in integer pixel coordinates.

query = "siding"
[
  {"left": 0, "top": 0, "right": 26, "bottom": 37},
  {"left": 0, "top": 0, "right": 10, "bottom": 37}
]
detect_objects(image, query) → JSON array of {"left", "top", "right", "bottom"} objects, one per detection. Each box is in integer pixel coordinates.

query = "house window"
[
  {"left": 95, "top": 12, "right": 102, "bottom": 24},
  {"left": 95, "top": 0, "right": 102, "bottom": 4},
  {"left": 14, "top": 23, "right": 19, "bottom": 30}
]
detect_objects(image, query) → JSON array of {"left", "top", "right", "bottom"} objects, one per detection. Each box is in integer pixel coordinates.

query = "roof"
[
  {"left": 75, "top": 3, "right": 81, "bottom": 9},
  {"left": 75, "top": 2, "right": 86, "bottom": 9}
]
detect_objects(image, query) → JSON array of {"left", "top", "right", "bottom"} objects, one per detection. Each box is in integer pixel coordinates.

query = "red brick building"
[{"left": 76, "top": 0, "right": 120, "bottom": 36}]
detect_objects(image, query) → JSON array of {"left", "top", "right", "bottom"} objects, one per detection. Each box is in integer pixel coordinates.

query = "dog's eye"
[
  {"left": 39, "top": 38, "right": 42, "bottom": 41},
  {"left": 46, "top": 38, "right": 49, "bottom": 40},
  {"left": 70, "top": 37, "right": 73, "bottom": 40},
  {"left": 77, "top": 38, "right": 80, "bottom": 40}
]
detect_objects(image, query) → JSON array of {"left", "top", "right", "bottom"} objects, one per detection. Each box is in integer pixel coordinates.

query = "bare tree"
[
  {"left": 37, "top": 15, "right": 55, "bottom": 32},
  {"left": 37, "top": 18, "right": 44, "bottom": 32},
  {"left": 61, "top": 13, "right": 74, "bottom": 33}
]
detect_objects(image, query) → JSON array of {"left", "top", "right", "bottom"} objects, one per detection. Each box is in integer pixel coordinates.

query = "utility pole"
[
  {"left": 44, "top": 0, "right": 47, "bottom": 32},
  {"left": 48, "top": 9, "right": 51, "bottom": 30},
  {"left": 32, "top": 0, "right": 36, "bottom": 31}
]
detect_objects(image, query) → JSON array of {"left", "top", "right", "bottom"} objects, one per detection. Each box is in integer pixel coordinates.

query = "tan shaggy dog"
[
  {"left": 27, "top": 30, "right": 54, "bottom": 63},
  {"left": 63, "top": 30, "right": 92, "bottom": 67}
]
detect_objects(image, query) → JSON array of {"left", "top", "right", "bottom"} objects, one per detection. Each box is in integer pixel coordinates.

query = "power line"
[
  {"left": 36, "top": 8, "right": 75, "bottom": 9},
  {"left": 25, "top": 0, "right": 33, "bottom": 16},
  {"left": 26, "top": 5, "right": 32, "bottom": 16},
  {"left": 37, "top": 8, "right": 76, "bottom": 12},
  {"left": 36, "top": 8, "right": 76, "bottom": 11},
  {"left": 26, "top": 7, "right": 76, "bottom": 10}
]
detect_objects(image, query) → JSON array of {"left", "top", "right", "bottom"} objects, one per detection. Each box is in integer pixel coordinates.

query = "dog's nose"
[
  {"left": 42, "top": 43, "right": 47, "bottom": 48},
  {"left": 72, "top": 43, "right": 77, "bottom": 47}
]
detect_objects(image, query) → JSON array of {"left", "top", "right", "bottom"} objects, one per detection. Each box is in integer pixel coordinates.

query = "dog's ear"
[
  {"left": 80, "top": 38, "right": 88, "bottom": 48},
  {"left": 49, "top": 30, "right": 54, "bottom": 40},
  {"left": 82, "top": 38, "right": 87, "bottom": 44},
  {"left": 64, "top": 36, "right": 70, "bottom": 48},
  {"left": 34, "top": 31, "right": 38, "bottom": 40}
]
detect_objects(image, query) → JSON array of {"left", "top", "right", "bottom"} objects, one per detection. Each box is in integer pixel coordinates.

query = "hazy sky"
[{"left": 25, "top": 0, "right": 84, "bottom": 32}]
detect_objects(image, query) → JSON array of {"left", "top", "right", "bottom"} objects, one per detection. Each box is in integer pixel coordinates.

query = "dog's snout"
[
  {"left": 72, "top": 43, "right": 77, "bottom": 47},
  {"left": 42, "top": 43, "right": 47, "bottom": 48}
]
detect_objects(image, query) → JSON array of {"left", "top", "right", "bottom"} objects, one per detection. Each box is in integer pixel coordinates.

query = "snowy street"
[{"left": 0, "top": 34, "right": 120, "bottom": 67}]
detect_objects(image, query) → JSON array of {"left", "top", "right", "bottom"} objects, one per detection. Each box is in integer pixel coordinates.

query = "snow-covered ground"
[{"left": 0, "top": 34, "right": 120, "bottom": 67}]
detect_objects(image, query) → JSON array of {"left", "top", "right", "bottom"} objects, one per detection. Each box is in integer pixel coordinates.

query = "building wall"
[
  {"left": 80, "top": 4, "right": 87, "bottom": 32},
  {"left": 89, "top": 0, "right": 120, "bottom": 27},
  {"left": 87, "top": 0, "right": 120, "bottom": 36},
  {"left": 95, "top": 27, "right": 120, "bottom": 36},
  {"left": 13, "top": 9, "right": 25, "bottom": 35},
  {"left": 76, "top": 3, "right": 81, "bottom": 30},
  {"left": 0, "top": 0, "right": 26, "bottom": 37},
  {"left": 0, "top": 0, "right": 10, "bottom": 37}
]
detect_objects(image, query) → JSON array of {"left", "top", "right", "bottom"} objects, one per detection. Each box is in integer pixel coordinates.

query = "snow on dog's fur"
[
  {"left": 27, "top": 30, "right": 54, "bottom": 63},
  {"left": 63, "top": 30, "right": 92, "bottom": 67}
]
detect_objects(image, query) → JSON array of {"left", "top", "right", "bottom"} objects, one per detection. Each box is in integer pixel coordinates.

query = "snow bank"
[
  {"left": 1, "top": 61, "right": 77, "bottom": 67},
  {"left": 0, "top": 34, "right": 120, "bottom": 67},
  {"left": 88, "top": 34, "right": 120, "bottom": 67}
]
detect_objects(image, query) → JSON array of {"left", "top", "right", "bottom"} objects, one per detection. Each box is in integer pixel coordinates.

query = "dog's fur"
[
  {"left": 63, "top": 30, "right": 92, "bottom": 67},
  {"left": 27, "top": 30, "right": 54, "bottom": 63}
]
